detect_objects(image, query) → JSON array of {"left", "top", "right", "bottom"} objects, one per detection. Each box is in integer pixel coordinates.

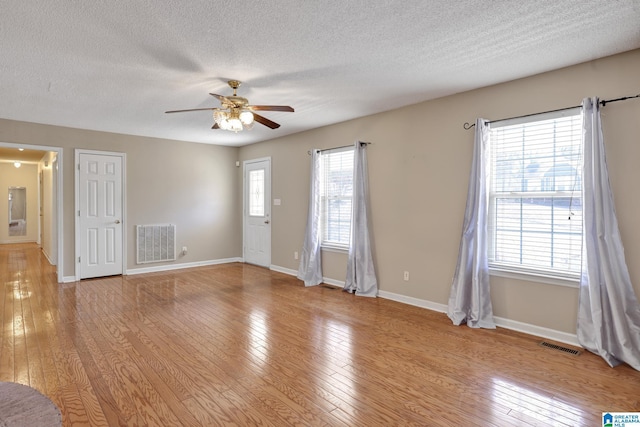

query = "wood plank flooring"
[{"left": 1, "top": 243, "right": 639, "bottom": 426}]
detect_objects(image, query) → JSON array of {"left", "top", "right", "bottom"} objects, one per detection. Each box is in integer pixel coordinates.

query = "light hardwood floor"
[{"left": 1, "top": 243, "right": 639, "bottom": 426}]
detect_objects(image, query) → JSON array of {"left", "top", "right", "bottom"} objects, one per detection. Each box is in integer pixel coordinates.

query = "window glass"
[
  {"left": 249, "top": 169, "right": 265, "bottom": 217},
  {"left": 320, "top": 147, "right": 354, "bottom": 248},
  {"left": 488, "top": 110, "right": 583, "bottom": 277}
]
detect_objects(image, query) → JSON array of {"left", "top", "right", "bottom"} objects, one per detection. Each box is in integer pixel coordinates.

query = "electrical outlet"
[
  {"left": 294, "top": 251, "right": 299, "bottom": 260},
  {"left": 182, "top": 246, "right": 188, "bottom": 255},
  {"left": 403, "top": 271, "right": 409, "bottom": 281}
]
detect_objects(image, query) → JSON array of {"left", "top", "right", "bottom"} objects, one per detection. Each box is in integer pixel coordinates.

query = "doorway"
[
  {"left": 243, "top": 158, "right": 271, "bottom": 267},
  {"left": 0, "top": 142, "right": 64, "bottom": 283}
]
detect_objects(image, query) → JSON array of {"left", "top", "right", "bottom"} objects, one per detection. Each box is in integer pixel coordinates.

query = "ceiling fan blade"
[
  {"left": 210, "top": 93, "right": 233, "bottom": 104},
  {"left": 253, "top": 113, "right": 281, "bottom": 129},
  {"left": 249, "top": 105, "right": 294, "bottom": 112},
  {"left": 212, "top": 123, "right": 219, "bottom": 130},
  {"left": 165, "top": 107, "right": 217, "bottom": 113}
]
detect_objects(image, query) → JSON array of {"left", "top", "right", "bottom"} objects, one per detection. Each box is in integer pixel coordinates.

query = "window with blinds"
[
  {"left": 320, "top": 147, "right": 354, "bottom": 249},
  {"left": 488, "top": 109, "right": 583, "bottom": 279}
]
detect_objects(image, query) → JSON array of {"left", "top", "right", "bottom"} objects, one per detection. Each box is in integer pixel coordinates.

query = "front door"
[
  {"left": 244, "top": 158, "right": 271, "bottom": 267},
  {"left": 77, "top": 151, "right": 124, "bottom": 279}
]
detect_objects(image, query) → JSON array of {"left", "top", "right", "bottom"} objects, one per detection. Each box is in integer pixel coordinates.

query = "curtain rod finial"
[{"left": 463, "top": 122, "right": 475, "bottom": 130}]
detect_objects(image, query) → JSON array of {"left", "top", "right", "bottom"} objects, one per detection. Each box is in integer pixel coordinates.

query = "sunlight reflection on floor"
[{"left": 491, "top": 377, "right": 587, "bottom": 426}]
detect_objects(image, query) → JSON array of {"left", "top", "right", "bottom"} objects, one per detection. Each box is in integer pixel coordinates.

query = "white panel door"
[
  {"left": 78, "top": 153, "right": 123, "bottom": 279},
  {"left": 244, "top": 159, "right": 271, "bottom": 267}
]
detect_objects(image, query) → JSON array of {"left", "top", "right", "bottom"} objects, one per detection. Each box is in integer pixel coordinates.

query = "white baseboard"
[
  {"left": 60, "top": 258, "right": 243, "bottom": 283},
  {"left": 270, "top": 265, "right": 346, "bottom": 288},
  {"left": 378, "top": 290, "right": 449, "bottom": 313},
  {"left": 272, "top": 264, "right": 580, "bottom": 348},
  {"left": 41, "top": 249, "right": 55, "bottom": 266},
  {"left": 270, "top": 265, "right": 297, "bottom": 276},
  {"left": 321, "top": 278, "right": 344, "bottom": 288},
  {"left": 126, "top": 257, "right": 242, "bottom": 276},
  {"left": 493, "top": 316, "right": 580, "bottom": 347},
  {"left": 378, "top": 289, "right": 579, "bottom": 346}
]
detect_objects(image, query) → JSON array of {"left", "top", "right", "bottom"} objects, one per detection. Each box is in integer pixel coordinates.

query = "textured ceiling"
[{"left": 1, "top": 1, "right": 639, "bottom": 147}]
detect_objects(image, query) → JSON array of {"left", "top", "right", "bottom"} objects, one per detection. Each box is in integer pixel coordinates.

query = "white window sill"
[
  {"left": 489, "top": 266, "right": 579, "bottom": 288},
  {"left": 321, "top": 245, "right": 349, "bottom": 254}
]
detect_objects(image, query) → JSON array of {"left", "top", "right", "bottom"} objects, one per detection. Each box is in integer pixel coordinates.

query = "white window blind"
[
  {"left": 488, "top": 109, "right": 583, "bottom": 279},
  {"left": 320, "top": 147, "right": 354, "bottom": 249}
]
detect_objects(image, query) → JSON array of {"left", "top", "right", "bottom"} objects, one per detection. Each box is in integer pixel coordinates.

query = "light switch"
[{"left": 273, "top": 198, "right": 281, "bottom": 206}]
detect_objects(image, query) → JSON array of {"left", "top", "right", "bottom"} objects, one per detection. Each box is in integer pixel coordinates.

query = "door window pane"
[{"left": 249, "top": 169, "right": 265, "bottom": 217}]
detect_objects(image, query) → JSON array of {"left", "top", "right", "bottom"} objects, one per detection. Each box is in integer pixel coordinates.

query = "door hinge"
[
  {"left": 78, "top": 210, "right": 80, "bottom": 216},
  {"left": 78, "top": 256, "right": 81, "bottom": 263},
  {"left": 77, "top": 163, "right": 80, "bottom": 170}
]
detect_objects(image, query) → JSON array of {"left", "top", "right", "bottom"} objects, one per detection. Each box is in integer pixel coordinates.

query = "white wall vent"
[{"left": 136, "top": 224, "right": 176, "bottom": 264}]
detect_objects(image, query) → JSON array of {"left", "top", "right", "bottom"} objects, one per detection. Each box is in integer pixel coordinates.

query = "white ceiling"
[
  {"left": 1, "top": 1, "right": 639, "bottom": 147},
  {"left": 0, "top": 146, "right": 47, "bottom": 163}
]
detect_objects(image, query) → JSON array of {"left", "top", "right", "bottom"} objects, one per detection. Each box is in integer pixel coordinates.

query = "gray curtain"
[
  {"left": 578, "top": 97, "right": 640, "bottom": 370},
  {"left": 297, "top": 149, "right": 323, "bottom": 286},
  {"left": 344, "top": 142, "right": 378, "bottom": 297},
  {"left": 447, "top": 118, "right": 496, "bottom": 329}
]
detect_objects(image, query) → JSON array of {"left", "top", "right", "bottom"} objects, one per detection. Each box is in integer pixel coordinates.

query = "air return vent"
[
  {"left": 539, "top": 341, "right": 581, "bottom": 356},
  {"left": 136, "top": 224, "right": 176, "bottom": 264}
]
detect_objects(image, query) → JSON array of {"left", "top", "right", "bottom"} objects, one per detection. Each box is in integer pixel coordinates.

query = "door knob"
[
  {"left": 115, "top": 220, "right": 121, "bottom": 224},
  {"left": 264, "top": 220, "right": 270, "bottom": 224}
]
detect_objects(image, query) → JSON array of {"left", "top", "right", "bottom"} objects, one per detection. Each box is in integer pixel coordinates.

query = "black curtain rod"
[
  {"left": 463, "top": 93, "right": 640, "bottom": 130},
  {"left": 307, "top": 141, "right": 371, "bottom": 155}
]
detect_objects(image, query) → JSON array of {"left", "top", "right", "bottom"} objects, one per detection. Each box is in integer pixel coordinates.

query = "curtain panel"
[
  {"left": 578, "top": 97, "right": 640, "bottom": 370},
  {"left": 297, "top": 149, "right": 323, "bottom": 286},
  {"left": 344, "top": 142, "right": 378, "bottom": 297},
  {"left": 447, "top": 118, "right": 496, "bottom": 329}
]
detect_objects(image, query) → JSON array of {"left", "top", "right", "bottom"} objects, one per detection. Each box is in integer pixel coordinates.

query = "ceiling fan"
[{"left": 165, "top": 80, "right": 294, "bottom": 132}]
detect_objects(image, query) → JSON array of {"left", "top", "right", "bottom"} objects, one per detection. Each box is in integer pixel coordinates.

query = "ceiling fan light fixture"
[
  {"left": 228, "top": 117, "right": 243, "bottom": 132},
  {"left": 214, "top": 109, "right": 254, "bottom": 132},
  {"left": 214, "top": 110, "right": 230, "bottom": 130},
  {"left": 239, "top": 110, "right": 254, "bottom": 125}
]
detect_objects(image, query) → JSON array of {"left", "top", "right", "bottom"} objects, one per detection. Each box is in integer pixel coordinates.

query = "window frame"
[
  {"left": 319, "top": 146, "right": 354, "bottom": 251},
  {"left": 487, "top": 108, "right": 583, "bottom": 285}
]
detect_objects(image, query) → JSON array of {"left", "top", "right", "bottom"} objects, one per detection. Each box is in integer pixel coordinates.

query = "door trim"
[
  {"left": 74, "top": 149, "right": 127, "bottom": 281},
  {"left": 242, "top": 157, "right": 271, "bottom": 267}
]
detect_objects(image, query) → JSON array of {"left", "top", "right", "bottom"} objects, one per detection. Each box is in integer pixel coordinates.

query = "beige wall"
[
  {"left": 0, "top": 162, "right": 39, "bottom": 243},
  {"left": 0, "top": 123, "right": 241, "bottom": 278},
  {"left": 40, "top": 152, "right": 58, "bottom": 263},
  {"left": 239, "top": 49, "right": 640, "bottom": 335}
]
